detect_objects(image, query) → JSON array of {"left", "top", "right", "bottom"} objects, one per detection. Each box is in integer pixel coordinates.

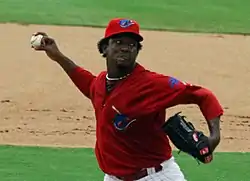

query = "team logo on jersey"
[
  {"left": 169, "top": 77, "right": 180, "bottom": 88},
  {"left": 119, "top": 19, "right": 134, "bottom": 28},
  {"left": 112, "top": 105, "right": 136, "bottom": 131}
]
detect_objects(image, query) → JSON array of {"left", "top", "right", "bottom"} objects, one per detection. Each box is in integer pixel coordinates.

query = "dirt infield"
[{"left": 0, "top": 24, "right": 250, "bottom": 152}]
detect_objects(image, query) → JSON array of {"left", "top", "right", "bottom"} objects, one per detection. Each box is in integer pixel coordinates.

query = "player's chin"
[{"left": 115, "top": 58, "right": 132, "bottom": 68}]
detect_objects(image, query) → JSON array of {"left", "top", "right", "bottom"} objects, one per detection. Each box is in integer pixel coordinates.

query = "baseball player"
[{"left": 32, "top": 18, "right": 223, "bottom": 181}]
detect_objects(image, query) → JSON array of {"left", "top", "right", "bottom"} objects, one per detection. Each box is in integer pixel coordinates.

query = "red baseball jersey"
[{"left": 68, "top": 63, "right": 223, "bottom": 176}]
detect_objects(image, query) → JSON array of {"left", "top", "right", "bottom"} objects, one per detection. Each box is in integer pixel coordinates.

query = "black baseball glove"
[{"left": 162, "top": 112, "right": 213, "bottom": 164}]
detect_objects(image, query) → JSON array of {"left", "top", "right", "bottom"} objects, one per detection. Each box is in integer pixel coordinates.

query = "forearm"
[
  {"left": 205, "top": 116, "right": 221, "bottom": 153},
  {"left": 207, "top": 116, "right": 221, "bottom": 142},
  {"left": 54, "top": 53, "right": 78, "bottom": 74}
]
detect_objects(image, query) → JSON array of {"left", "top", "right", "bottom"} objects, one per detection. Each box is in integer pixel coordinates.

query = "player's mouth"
[
  {"left": 116, "top": 54, "right": 130, "bottom": 61},
  {"left": 117, "top": 56, "right": 128, "bottom": 61}
]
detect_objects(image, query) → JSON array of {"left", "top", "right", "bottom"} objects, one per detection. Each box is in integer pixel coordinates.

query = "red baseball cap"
[{"left": 98, "top": 18, "right": 143, "bottom": 53}]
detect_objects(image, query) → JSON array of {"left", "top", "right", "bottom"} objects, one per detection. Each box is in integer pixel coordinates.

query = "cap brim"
[{"left": 97, "top": 32, "right": 143, "bottom": 54}]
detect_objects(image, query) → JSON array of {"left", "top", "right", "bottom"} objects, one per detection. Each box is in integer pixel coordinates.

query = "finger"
[
  {"left": 39, "top": 36, "right": 55, "bottom": 48},
  {"left": 32, "top": 32, "right": 48, "bottom": 37},
  {"left": 31, "top": 45, "right": 46, "bottom": 51},
  {"left": 41, "top": 37, "right": 46, "bottom": 47},
  {"left": 32, "top": 32, "right": 47, "bottom": 36},
  {"left": 32, "top": 47, "right": 45, "bottom": 51},
  {"left": 44, "top": 37, "right": 55, "bottom": 45}
]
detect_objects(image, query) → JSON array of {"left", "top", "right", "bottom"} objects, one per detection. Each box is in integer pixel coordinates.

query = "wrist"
[
  {"left": 210, "top": 134, "right": 220, "bottom": 143},
  {"left": 208, "top": 117, "right": 221, "bottom": 140},
  {"left": 208, "top": 134, "right": 220, "bottom": 151}
]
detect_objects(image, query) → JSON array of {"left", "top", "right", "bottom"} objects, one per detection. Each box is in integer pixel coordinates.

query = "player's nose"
[
  {"left": 121, "top": 46, "right": 129, "bottom": 51},
  {"left": 120, "top": 46, "right": 131, "bottom": 53}
]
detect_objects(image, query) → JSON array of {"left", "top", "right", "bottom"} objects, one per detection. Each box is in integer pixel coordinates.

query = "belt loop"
[{"left": 146, "top": 167, "right": 155, "bottom": 175}]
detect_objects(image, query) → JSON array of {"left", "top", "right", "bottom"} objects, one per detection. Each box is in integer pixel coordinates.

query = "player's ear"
[{"left": 102, "top": 44, "right": 108, "bottom": 58}]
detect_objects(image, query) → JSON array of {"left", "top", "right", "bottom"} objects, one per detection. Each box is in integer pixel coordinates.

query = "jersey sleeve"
[
  {"left": 68, "top": 66, "right": 96, "bottom": 99},
  {"left": 150, "top": 75, "right": 224, "bottom": 121}
]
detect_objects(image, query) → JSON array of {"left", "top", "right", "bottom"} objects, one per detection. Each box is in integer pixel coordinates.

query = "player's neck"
[
  {"left": 107, "top": 64, "right": 136, "bottom": 79},
  {"left": 107, "top": 67, "right": 131, "bottom": 79}
]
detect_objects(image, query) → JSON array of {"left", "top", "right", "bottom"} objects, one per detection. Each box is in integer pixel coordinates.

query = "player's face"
[{"left": 107, "top": 36, "right": 139, "bottom": 68}]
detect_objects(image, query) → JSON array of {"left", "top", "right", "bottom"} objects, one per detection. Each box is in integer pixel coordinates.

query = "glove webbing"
[{"left": 167, "top": 118, "right": 202, "bottom": 164}]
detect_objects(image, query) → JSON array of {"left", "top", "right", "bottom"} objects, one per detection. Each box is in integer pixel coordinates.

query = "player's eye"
[{"left": 116, "top": 40, "right": 121, "bottom": 44}]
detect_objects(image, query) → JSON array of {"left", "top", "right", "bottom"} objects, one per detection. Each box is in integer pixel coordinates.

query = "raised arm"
[{"left": 31, "top": 32, "right": 96, "bottom": 99}]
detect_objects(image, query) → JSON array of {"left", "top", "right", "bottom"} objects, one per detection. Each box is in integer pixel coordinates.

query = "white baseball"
[{"left": 30, "top": 34, "right": 44, "bottom": 48}]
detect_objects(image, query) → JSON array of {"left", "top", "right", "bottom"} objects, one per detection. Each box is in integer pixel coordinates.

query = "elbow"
[{"left": 196, "top": 88, "right": 224, "bottom": 121}]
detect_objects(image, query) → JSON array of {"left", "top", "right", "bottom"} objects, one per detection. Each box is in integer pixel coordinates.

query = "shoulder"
[
  {"left": 142, "top": 68, "right": 187, "bottom": 90},
  {"left": 93, "top": 71, "right": 107, "bottom": 81},
  {"left": 89, "top": 70, "right": 106, "bottom": 89},
  {"left": 97, "top": 71, "right": 107, "bottom": 77}
]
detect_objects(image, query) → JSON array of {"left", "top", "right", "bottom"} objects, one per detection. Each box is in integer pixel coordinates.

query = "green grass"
[
  {"left": 1, "top": 0, "right": 250, "bottom": 34},
  {"left": 0, "top": 145, "right": 103, "bottom": 181},
  {"left": 0, "top": 145, "right": 249, "bottom": 181}
]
